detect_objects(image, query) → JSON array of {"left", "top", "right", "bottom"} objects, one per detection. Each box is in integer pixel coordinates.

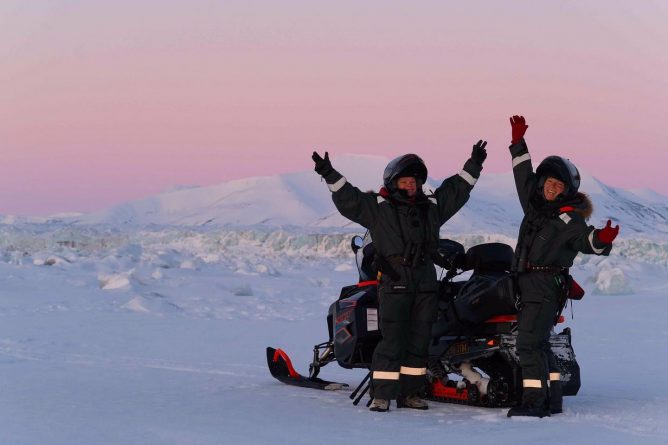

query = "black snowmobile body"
[{"left": 267, "top": 236, "right": 581, "bottom": 408}]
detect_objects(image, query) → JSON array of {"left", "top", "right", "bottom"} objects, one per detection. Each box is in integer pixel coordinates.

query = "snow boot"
[
  {"left": 397, "top": 395, "right": 429, "bottom": 410},
  {"left": 549, "top": 380, "right": 563, "bottom": 414},
  {"left": 369, "top": 398, "right": 390, "bottom": 412},
  {"left": 507, "top": 388, "right": 550, "bottom": 418},
  {"left": 507, "top": 404, "right": 550, "bottom": 418}
]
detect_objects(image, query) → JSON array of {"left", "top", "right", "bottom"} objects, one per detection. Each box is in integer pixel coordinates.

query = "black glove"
[
  {"left": 312, "top": 151, "right": 334, "bottom": 177},
  {"left": 471, "top": 140, "right": 487, "bottom": 166}
]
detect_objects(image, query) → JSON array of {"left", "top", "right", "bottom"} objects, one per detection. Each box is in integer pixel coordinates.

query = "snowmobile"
[{"left": 267, "top": 235, "right": 582, "bottom": 408}]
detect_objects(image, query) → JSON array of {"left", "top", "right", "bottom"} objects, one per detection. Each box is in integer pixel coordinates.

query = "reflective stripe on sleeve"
[
  {"left": 458, "top": 170, "right": 478, "bottom": 186},
  {"left": 512, "top": 153, "right": 531, "bottom": 168},
  {"left": 549, "top": 373, "right": 561, "bottom": 381},
  {"left": 588, "top": 229, "right": 605, "bottom": 254},
  {"left": 523, "top": 379, "right": 543, "bottom": 388},
  {"left": 373, "top": 371, "right": 401, "bottom": 380},
  {"left": 559, "top": 213, "right": 572, "bottom": 224},
  {"left": 327, "top": 177, "right": 347, "bottom": 192},
  {"left": 400, "top": 366, "right": 427, "bottom": 376}
]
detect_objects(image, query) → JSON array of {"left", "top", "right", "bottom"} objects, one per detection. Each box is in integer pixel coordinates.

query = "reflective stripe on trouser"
[
  {"left": 541, "top": 328, "right": 561, "bottom": 381},
  {"left": 523, "top": 379, "right": 543, "bottom": 388},
  {"left": 372, "top": 371, "right": 400, "bottom": 380},
  {"left": 516, "top": 291, "right": 559, "bottom": 404},
  {"left": 371, "top": 288, "right": 437, "bottom": 400},
  {"left": 400, "top": 366, "right": 426, "bottom": 376}
]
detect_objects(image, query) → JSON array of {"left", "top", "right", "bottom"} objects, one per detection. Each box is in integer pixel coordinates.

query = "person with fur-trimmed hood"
[
  {"left": 506, "top": 115, "right": 620, "bottom": 418},
  {"left": 312, "top": 141, "right": 487, "bottom": 412}
]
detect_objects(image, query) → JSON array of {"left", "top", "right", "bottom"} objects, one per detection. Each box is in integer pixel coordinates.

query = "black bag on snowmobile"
[
  {"left": 449, "top": 274, "right": 517, "bottom": 328},
  {"left": 445, "top": 243, "right": 517, "bottom": 331}
]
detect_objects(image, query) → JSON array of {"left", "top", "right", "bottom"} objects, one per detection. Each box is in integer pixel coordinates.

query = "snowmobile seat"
[{"left": 464, "top": 243, "right": 514, "bottom": 274}]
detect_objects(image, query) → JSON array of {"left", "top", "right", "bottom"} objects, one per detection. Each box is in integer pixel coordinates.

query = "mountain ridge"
[{"left": 7, "top": 154, "right": 666, "bottom": 238}]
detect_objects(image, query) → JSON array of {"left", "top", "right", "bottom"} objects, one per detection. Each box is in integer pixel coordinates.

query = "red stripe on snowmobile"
[
  {"left": 272, "top": 348, "right": 300, "bottom": 379},
  {"left": 484, "top": 315, "right": 516, "bottom": 323},
  {"left": 357, "top": 280, "right": 378, "bottom": 287},
  {"left": 484, "top": 315, "right": 565, "bottom": 323},
  {"left": 431, "top": 380, "right": 469, "bottom": 401}
]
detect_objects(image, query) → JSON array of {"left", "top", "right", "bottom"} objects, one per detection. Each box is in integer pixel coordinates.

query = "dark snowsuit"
[
  {"left": 510, "top": 139, "right": 612, "bottom": 409},
  {"left": 322, "top": 159, "right": 481, "bottom": 400}
]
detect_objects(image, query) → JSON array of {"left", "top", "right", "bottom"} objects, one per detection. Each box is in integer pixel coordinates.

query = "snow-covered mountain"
[
  {"left": 71, "top": 154, "right": 668, "bottom": 238},
  {"left": 72, "top": 154, "right": 387, "bottom": 228}
]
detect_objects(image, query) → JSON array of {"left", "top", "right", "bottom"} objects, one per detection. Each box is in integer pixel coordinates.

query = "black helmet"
[
  {"left": 383, "top": 154, "right": 428, "bottom": 192},
  {"left": 535, "top": 156, "right": 581, "bottom": 198}
]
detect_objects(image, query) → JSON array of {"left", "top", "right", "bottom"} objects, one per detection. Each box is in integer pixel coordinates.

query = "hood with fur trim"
[
  {"left": 568, "top": 192, "right": 593, "bottom": 220},
  {"left": 532, "top": 190, "right": 594, "bottom": 220}
]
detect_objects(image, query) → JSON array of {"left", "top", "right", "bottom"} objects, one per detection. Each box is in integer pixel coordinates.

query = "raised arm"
[
  {"left": 566, "top": 218, "right": 619, "bottom": 256},
  {"left": 312, "top": 151, "right": 379, "bottom": 228},
  {"left": 508, "top": 115, "right": 535, "bottom": 214},
  {"left": 433, "top": 140, "right": 486, "bottom": 225}
]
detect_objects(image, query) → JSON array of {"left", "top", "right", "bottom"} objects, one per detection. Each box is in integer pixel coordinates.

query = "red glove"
[
  {"left": 510, "top": 115, "right": 529, "bottom": 144},
  {"left": 597, "top": 220, "right": 620, "bottom": 244}
]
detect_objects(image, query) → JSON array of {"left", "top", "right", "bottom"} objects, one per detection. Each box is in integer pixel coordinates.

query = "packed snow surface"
[{"left": 0, "top": 222, "right": 667, "bottom": 444}]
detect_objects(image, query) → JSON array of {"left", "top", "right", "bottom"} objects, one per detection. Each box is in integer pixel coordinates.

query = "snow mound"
[
  {"left": 33, "top": 254, "right": 72, "bottom": 266},
  {"left": 594, "top": 266, "right": 633, "bottom": 295},
  {"left": 122, "top": 293, "right": 183, "bottom": 315},
  {"left": 98, "top": 271, "right": 133, "bottom": 290}
]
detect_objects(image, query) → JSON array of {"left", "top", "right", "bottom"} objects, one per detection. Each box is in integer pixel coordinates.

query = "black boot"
[
  {"left": 549, "top": 380, "right": 563, "bottom": 414},
  {"left": 507, "top": 388, "right": 550, "bottom": 418}
]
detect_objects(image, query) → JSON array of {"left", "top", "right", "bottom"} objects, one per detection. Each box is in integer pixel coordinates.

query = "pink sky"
[{"left": 2, "top": 1, "right": 667, "bottom": 215}]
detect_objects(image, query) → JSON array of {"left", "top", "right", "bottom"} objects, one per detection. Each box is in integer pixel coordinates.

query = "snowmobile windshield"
[{"left": 356, "top": 232, "right": 376, "bottom": 282}]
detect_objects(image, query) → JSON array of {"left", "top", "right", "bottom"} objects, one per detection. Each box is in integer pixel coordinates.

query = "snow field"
[{"left": 0, "top": 223, "right": 666, "bottom": 444}]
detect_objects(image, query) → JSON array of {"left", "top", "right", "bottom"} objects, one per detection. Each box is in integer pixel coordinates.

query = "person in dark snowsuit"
[
  {"left": 312, "top": 142, "right": 487, "bottom": 412},
  {"left": 506, "top": 115, "right": 620, "bottom": 418}
]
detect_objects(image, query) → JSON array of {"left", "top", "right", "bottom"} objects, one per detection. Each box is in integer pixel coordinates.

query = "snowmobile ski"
[{"left": 266, "top": 347, "right": 349, "bottom": 391}]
